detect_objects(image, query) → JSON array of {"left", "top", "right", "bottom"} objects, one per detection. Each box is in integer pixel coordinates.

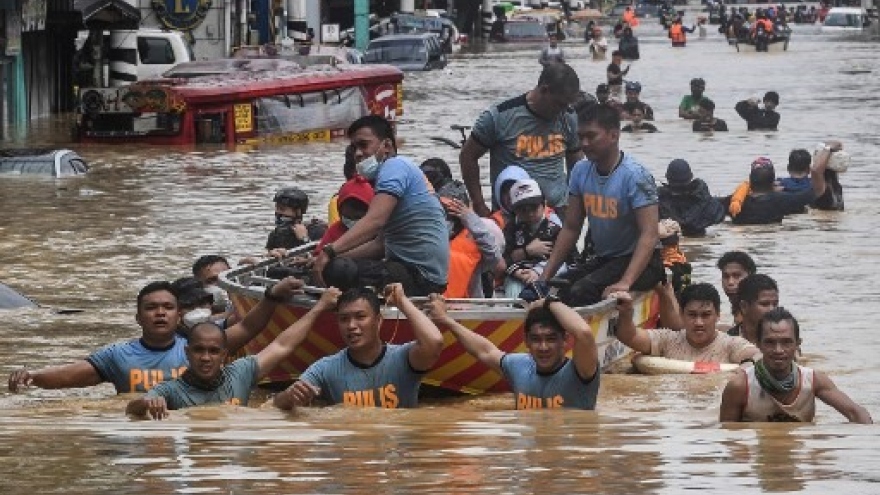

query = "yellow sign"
[
  {"left": 234, "top": 104, "right": 253, "bottom": 133},
  {"left": 396, "top": 83, "right": 404, "bottom": 116}
]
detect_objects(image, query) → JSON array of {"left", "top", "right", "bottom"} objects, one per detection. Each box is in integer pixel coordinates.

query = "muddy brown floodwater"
[{"left": 1, "top": 23, "right": 879, "bottom": 494}]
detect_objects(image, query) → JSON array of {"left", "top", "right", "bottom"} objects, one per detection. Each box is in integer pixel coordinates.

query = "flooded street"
[{"left": 2, "top": 23, "right": 880, "bottom": 493}]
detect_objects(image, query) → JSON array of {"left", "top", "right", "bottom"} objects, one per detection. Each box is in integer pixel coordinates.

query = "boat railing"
[{"left": 219, "top": 242, "right": 619, "bottom": 320}]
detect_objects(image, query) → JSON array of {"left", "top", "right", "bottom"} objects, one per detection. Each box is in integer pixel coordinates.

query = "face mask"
[
  {"left": 356, "top": 155, "right": 381, "bottom": 181},
  {"left": 275, "top": 214, "right": 299, "bottom": 228},
  {"left": 341, "top": 216, "right": 358, "bottom": 230},
  {"left": 183, "top": 308, "right": 212, "bottom": 329},
  {"left": 204, "top": 285, "right": 229, "bottom": 311}
]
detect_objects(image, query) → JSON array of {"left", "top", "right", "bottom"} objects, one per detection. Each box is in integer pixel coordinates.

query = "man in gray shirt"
[
  {"left": 126, "top": 288, "right": 341, "bottom": 419},
  {"left": 459, "top": 63, "right": 584, "bottom": 220}
]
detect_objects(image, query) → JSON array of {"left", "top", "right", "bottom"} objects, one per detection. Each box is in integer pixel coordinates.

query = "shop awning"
[{"left": 73, "top": 0, "right": 140, "bottom": 29}]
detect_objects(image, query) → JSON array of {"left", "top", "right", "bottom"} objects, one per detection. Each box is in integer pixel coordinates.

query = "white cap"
[{"left": 509, "top": 179, "right": 545, "bottom": 207}]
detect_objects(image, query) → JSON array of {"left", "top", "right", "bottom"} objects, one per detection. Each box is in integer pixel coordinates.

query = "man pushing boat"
[{"left": 7, "top": 277, "right": 304, "bottom": 394}]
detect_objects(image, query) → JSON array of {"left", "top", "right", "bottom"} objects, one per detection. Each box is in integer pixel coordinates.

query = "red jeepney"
[{"left": 75, "top": 59, "right": 404, "bottom": 146}]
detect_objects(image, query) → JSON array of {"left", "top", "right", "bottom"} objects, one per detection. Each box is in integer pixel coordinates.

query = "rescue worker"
[{"left": 669, "top": 16, "right": 696, "bottom": 47}]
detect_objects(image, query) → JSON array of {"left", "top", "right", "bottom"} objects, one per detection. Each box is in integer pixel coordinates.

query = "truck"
[{"left": 75, "top": 29, "right": 194, "bottom": 88}]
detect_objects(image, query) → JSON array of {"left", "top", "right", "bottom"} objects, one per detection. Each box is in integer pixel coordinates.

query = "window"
[{"left": 138, "top": 37, "right": 176, "bottom": 65}]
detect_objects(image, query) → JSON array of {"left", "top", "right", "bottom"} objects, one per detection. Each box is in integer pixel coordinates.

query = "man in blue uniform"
[
  {"left": 8, "top": 277, "right": 304, "bottom": 394},
  {"left": 425, "top": 294, "right": 600, "bottom": 409},
  {"left": 273, "top": 284, "right": 444, "bottom": 409},
  {"left": 126, "top": 288, "right": 341, "bottom": 419}
]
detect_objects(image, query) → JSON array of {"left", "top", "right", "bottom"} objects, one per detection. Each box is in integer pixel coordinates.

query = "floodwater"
[{"left": 2, "top": 22, "right": 880, "bottom": 494}]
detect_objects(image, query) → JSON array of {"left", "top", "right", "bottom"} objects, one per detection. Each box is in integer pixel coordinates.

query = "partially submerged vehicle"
[
  {"left": 218, "top": 245, "right": 659, "bottom": 394},
  {"left": 490, "top": 18, "right": 550, "bottom": 43},
  {"left": 75, "top": 59, "right": 404, "bottom": 146},
  {"left": 821, "top": 7, "right": 871, "bottom": 32},
  {"left": 364, "top": 33, "right": 448, "bottom": 72},
  {"left": 0, "top": 149, "right": 89, "bottom": 177}
]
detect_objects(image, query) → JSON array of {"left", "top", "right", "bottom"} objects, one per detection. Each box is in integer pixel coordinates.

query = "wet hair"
[
  {"left": 698, "top": 98, "right": 715, "bottom": 112},
  {"left": 171, "top": 277, "right": 212, "bottom": 310},
  {"left": 347, "top": 115, "right": 397, "bottom": 152},
  {"left": 787, "top": 149, "right": 811, "bottom": 174},
  {"left": 137, "top": 281, "right": 177, "bottom": 309},
  {"left": 737, "top": 274, "right": 778, "bottom": 304},
  {"left": 611, "top": 49, "right": 622, "bottom": 58},
  {"left": 524, "top": 307, "right": 565, "bottom": 336},
  {"left": 192, "top": 255, "right": 229, "bottom": 277},
  {"left": 749, "top": 165, "right": 776, "bottom": 192},
  {"left": 337, "top": 287, "right": 381, "bottom": 315},
  {"left": 678, "top": 283, "right": 721, "bottom": 313},
  {"left": 717, "top": 251, "right": 757, "bottom": 274},
  {"left": 187, "top": 321, "right": 229, "bottom": 347},
  {"left": 757, "top": 306, "right": 800, "bottom": 342},
  {"left": 537, "top": 63, "right": 580, "bottom": 96},
  {"left": 690, "top": 78, "right": 706, "bottom": 87},
  {"left": 577, "top": 102, "right": 621, "bottom": 131},
  {"left": 763, "top": 91, "right": 779, "bottom": 105}
]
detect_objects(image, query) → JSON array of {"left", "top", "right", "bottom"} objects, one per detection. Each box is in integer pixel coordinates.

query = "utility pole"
[{"left": 355, "top": 0, "right": 369, "bottom": 51}]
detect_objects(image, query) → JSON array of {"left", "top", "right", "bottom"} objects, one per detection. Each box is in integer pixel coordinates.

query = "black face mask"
[{"left": 275, "top": 214, "right": 301, "bottom": 228}]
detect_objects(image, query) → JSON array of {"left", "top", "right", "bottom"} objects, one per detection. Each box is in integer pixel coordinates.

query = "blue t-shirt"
[
  {"left": 471, "top": 94, "right": 580, "bottom": 208},
  {"left": 375, "top": 156, "right": 450, "bottom": 286},
  {"left": 86, "top": 336, "right": 189, "bottom": 393},
  {"left": 145, "top": 356, "right": 259, "bottom": 410},
  {"left": 568, "top": 153, "right": 658, "bottom": 258},
  {"left": 299, "top": 343, "right": 423, "bottom": 408},
  {"left": 779, "top": 176, "right": 811, "bottom": 193},
  {"left": 500, "top": 353, "right": 600, "bottom": 410}
]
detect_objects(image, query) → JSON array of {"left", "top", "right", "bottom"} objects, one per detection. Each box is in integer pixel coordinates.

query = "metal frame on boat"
[
  {"left": 731, "top": 32, "right": 790, "bottom": 53},
  {"left": 218, "top": 244, "right": 659, "bottom": 395}
]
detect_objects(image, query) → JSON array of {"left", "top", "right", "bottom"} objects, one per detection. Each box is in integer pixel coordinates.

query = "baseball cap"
[
  {"left": 337, "top": 176, "right": 375, "bottom": 207},
  {"left": 509, "top": 179, "right": 545, "bottom": 207},
  {"left": 665, "top": 159, "right": 694, "bottom": 187}
]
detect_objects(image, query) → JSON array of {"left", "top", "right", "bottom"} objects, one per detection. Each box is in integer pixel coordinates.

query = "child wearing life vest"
[
  {"left": 501, "top": 179, "right": 570, "bottom": 302},
  {"left": 658, "top": 219, "right": 692, "bottom": 296}
]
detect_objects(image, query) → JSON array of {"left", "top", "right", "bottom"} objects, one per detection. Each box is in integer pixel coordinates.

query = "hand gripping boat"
[{"left": 218, "top": 245, "right": 660, "bottom": 394}]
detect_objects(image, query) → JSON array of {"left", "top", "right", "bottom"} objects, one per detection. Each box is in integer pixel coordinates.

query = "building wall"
[{"left": 135, "top": 0, "right": 229, "bottom": 59}]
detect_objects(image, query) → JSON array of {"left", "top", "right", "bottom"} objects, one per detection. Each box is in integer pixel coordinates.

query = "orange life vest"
[
  {"left": 670, "top": 24, "right": 685, "bottom": 43},
  {"left": 444, "top": 228, "right": 482, "bottom": 299},
  {"left": 622, "top": 10, "right": 639, "bottom": 27}
]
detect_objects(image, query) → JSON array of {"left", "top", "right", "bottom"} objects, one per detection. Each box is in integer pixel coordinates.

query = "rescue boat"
[{"left": 218, "top": 244, "right": 660, "bottom": 395}]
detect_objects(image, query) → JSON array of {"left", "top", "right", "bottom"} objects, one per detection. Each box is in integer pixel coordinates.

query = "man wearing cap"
[
  {"left": 658, "top": 159, "right": 725, "bottom": 236},
  {"left": 459, "top": 63, "right": 583, "bottom": 221},
  {"left": 735, "top": 91, "right": 780, "bottom": 131},
  {"left": 725, "top": 143, "right": 839, "bottom": 224},
  {"left": 679, "top": 78, "right": 709, "bottom": 120},
  {"left": 621, "top": 81, "right": 654, "bottom": 121},
  {"left": 541, "top": 104, "right": 665, "bottom": 307},
  {"left": 692, "top": 99, "right": 728, "bottom": 132}
]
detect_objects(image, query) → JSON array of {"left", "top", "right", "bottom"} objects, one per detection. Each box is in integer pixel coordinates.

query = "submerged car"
[
  {"left": 364, "top": 33, "right": 448, "bottom": 71},
  {"left": 0, "top": 149, "right": 88, "bottom": 178}
]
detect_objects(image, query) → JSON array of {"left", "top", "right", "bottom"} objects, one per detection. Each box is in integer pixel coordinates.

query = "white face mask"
[
  {"left": 183, "top": 308, "right": 213, "bottom": 329},
  {"left": 204, "top": 284, "right": 229, "bottom": 307},
  {"left": 356, "top": 155, "right": 381, "bottom": 181}
]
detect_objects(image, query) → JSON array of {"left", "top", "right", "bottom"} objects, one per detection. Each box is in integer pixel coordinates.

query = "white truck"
[{"left": 76, "top": 29, "right": 193, "bottom": 87}]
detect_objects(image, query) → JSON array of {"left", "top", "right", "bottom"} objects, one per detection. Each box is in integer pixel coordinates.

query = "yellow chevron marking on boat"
[{"left": 431, "top": 319, "right": 520, "bottom": 380}]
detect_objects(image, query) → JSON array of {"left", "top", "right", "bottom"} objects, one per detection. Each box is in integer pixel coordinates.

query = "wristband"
[
  {"left": 264, "top": 285, "right": 285, "bottom": 303},
  {"left": 543, "top": 294, "right": 561, "bottom": 311},
  {"left": 322, "top": 243, "right": 337, "bottom": 260}
]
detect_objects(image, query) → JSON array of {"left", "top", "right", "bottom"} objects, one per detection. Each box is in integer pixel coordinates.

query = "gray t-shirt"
[
  {"left": 375, "top": 156, "right": 450, "bottom": 286},
  {"left": 145, "top": 356, "right": 259, "bottom": 410},
  {"left": 500, "top": 353, "right": 600, "bottom": 410},
  {"left": 298, "top": 343, "right": 423, "bottom": 408},
  {"left": 471, "top": 94, "right": 580, "bottom": 208}
]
